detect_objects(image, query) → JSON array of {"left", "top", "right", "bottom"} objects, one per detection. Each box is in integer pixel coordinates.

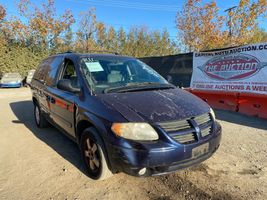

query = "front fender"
[
  {"left": 77, "top": 111, "right": 109, "bottom": 136},
  {"left": 76, "top": 111, "right": 116, "bottom": 172}
]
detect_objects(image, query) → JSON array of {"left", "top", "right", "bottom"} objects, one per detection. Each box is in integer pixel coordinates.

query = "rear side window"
[
  {"left": 45, "top": 56, "right": 63, "bottom": 87},
  {"left": 33, "top": 59, "right": 50, "bottom": 81},
  {"left": 33, "top": 56, "right": 63, "bottom": 86}
]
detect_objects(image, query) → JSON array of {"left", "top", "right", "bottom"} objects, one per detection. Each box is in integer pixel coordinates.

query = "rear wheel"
[
  {"left": 80, "top": 127, "right": 113, "bottom": 180},
  {"left": 34, "top": 102, "right": 49, "bottom": 128}
]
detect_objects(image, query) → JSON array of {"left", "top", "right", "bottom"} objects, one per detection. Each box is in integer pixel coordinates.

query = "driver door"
[{"left": 48, "top": 58, "right": 80, "bottom": 137}]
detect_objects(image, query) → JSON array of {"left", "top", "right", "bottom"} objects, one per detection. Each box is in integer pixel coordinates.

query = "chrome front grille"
[
  {"left": 172, "top": 132, "right": 196, "bottom": 144},
  {"left": 159, "top": 120, "right": 191, "bottom": 132},
  {"left": 158, "top": 112, "right": 213, "bottom": 144},
  {"left": 201, "top": 126, "right": 212, "bottom": 137},
  {"left": 194, "top": 113, "right": 211, "bottom": 125}
]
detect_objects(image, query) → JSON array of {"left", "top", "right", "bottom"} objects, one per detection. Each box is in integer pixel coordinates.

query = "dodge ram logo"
[{"left": 198, "top": 54, "right": 267, "bottom": 80}]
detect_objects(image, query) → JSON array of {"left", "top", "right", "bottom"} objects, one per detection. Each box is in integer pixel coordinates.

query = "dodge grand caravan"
[{"left": 31, "top": 52, "right": 221, "bottom": 180}]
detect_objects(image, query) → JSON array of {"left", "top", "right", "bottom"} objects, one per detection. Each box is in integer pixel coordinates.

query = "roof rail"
[
  {"left": 54, "top": 51, "right": 74, "bottom": 55},
  {"left": 88, "top": 49, "right": 120, "bottom": 55},
  {"left": 64, "top": 50, "right": 74, "bottom": 53},
  {"left": 56, "top": 50, "right": 120, "bottom": 55}
]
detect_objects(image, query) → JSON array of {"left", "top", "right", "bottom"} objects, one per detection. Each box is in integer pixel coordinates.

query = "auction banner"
[{"left": 190, "top": 42, "right": 267, "bottom": 94}]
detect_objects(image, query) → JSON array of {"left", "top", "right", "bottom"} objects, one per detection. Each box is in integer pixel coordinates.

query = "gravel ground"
[{"left": 0, "top": 88, "right": 266, "bottom": 200}]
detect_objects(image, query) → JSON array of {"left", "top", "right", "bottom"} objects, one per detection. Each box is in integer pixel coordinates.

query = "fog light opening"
[{"left": 138, "top": 168, "right": 147, "bottom": 176}]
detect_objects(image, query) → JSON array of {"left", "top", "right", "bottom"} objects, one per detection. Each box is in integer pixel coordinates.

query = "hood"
[{"left": 97, "top": 88, "right": 210, "bottom": 123}]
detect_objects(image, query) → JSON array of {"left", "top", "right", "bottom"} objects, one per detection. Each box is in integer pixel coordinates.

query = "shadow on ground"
[
  {"left": 9, "top": 100, "right": 86, "bottom": 175},
  {"left": 215, "top": 109, "right": 267, "bottom": 131}
]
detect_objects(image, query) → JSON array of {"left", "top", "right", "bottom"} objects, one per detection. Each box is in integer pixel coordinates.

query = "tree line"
[
  {"left": 0, "top": 1, "right": 179, "bottom": 76},
  {"left": 0, "top": 0, "right": 266, "bottom": 76},
  {"left": 176, "top": 0, "right": 267, "bottom": 51}
]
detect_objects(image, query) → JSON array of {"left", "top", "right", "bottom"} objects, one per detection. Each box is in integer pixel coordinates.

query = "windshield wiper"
[{"left": 104, "top": 82, "right": 175, "bottom": 93}]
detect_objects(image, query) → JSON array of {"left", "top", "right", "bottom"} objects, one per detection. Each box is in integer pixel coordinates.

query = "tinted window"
[
  {"left": 33, "top": 59, "right": 50, "bottom": 81},
  {"left": 46, "top": 56, "right": 63, "bottom": 86},
  {"left": 33, "top": 56, "right": 63, "bottom": 86}
]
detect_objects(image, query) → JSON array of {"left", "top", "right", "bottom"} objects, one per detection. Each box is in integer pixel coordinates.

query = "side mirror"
[{"left": 57, "top": 79, "right": 80, "bottom": 93}]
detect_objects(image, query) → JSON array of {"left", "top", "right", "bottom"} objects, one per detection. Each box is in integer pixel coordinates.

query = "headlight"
[
  {"left": 111, "top": 123, "right": 159, "bottom": 141},
  {"left": 210, "top": 108, "right": 216, "bottom": 120}
]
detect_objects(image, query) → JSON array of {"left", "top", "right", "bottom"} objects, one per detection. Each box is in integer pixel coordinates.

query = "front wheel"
[{"left": 80, "top": 127, "right": 113, "bottom": 180}]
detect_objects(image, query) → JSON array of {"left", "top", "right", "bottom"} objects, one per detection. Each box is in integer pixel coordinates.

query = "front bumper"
[
  {"left": 107, "top": 121, "right": 222, "bottom": 176},
  {"left": 0, "top": 83, "right": 22, "bottom": 88}
]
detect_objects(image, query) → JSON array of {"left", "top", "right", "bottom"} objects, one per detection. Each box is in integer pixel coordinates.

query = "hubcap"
[
  {"left": 84, "top": 138, "right": 100, "bottom": 171},
  {"left": 35, "top": 106, "right": 40, "bottom": 125}
]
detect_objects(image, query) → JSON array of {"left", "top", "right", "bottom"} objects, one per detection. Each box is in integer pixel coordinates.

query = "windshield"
[
  {"left": 80, "top": 56, "right": 170, "bottom": 93},
  {"left": 2, "top": 73, "right": 21, "bottom": 79}
]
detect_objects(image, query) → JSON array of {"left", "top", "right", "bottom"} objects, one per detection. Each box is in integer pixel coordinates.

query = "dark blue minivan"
[{"left": 31, "top": 53, "right": 221, "bottom": 180}]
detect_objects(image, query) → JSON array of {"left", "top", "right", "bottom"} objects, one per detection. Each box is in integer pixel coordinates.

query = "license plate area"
[{"left": 192, "top": 143, "right": 209, "bottom": 159}]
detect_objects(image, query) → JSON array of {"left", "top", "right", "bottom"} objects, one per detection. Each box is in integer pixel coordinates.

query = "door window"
[{"left": 59, "top": 59, "right": 80, "bottom": 89}]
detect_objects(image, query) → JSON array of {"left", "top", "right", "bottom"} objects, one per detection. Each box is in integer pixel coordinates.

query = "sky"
[{"left": 1, "top": 0, "right": 267, "bottom": 41}]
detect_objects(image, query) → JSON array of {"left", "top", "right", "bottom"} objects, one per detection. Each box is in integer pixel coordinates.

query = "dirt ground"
[{"left": 0, "top": 88, "right": 266, "bottom": 200}]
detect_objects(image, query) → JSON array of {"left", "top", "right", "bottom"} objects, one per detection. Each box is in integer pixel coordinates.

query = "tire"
[
  {"left": 80, "top": 127, "right": 113, "bottom": 180},
  {"left": 34, "top": 102, "right": 49, "bottom": 128}
]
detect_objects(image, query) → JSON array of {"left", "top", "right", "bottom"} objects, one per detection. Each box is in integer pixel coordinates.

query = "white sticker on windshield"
[{"left": 85, "top": 62, "right": 104, "bottom": 72}]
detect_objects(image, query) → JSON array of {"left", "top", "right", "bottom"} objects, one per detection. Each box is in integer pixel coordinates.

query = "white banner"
[{"left": 190, "top": 43, "right": 267, "bottom": 94}]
